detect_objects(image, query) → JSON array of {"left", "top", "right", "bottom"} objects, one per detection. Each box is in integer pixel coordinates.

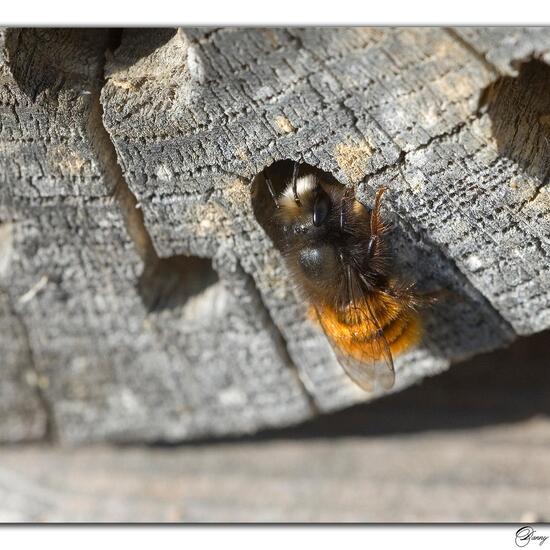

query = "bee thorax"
[{"left": 297, "top": 245, "right": 338, "bottom": 282}]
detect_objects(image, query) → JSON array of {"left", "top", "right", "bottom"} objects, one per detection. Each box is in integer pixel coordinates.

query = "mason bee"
[{"left": 261, "top": 161, "right": 429, "bottom": 391}]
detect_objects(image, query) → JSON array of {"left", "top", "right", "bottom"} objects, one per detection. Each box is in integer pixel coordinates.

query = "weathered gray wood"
[
  {"left": 1, "top": 27, "right": 549, "bottom": 443},
  {"left": 6, "top": 426, "right": 546, "bottom": 522},
  {"left": 0, "top": 29, "right": 312, "bottom": 443}
]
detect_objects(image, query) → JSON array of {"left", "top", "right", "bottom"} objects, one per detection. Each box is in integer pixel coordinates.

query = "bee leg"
[
  {"left": 367, "top": 235, "right": 379, "bottom": 258},
  {"left": 339, "top": 186, "right": 354, "bottom": 230},
  {"left": 385, "top": 285, "right": 461, "bottom": 308},
  {"left": 418, "top": 288, "right": 462, "bottom": 305},
  {"left": 291, "top": 161, "right": 302, "bottom": 207},
  {"left": 263, "top": 171, "right": 280, "bottom": 209},
  {"left": 367, "top": 187, "right": 388, "bottom": 257}
]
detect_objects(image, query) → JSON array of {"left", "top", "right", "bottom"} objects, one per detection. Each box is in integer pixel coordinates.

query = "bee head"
[{"left": 278, "top": 174, "right": 333, "bottom": 230}]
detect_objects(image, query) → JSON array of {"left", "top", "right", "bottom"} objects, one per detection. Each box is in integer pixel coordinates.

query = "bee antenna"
[
  {"left": 340, "top": 186, "right": 353, "bottom": 230},
  {"left": 263, "top": 171, "right": 280, "bottom": 209},
  {"left": 291, "top": 161, "right": 302, "bottom": 207}
]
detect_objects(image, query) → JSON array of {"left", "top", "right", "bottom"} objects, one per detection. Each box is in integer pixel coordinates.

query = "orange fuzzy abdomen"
[{"left": 313, "top": 294, "right": 421, "bottom": 362}]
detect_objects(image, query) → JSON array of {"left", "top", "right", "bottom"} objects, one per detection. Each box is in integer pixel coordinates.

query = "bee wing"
[{"left": 314, "top": 296, "right": 395, "bottom": 392}]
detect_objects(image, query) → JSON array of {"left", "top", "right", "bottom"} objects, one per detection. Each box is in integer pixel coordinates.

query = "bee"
[{"left": 261, "top": 161, "right": 428, "bottom": 391}]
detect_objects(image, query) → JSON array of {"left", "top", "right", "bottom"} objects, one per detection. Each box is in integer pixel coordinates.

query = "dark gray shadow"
[
  {"left": 151, "top": 328, "right": 549, "bottom": 447},
  {"left": 277, "top": 328, "right": 550, "bottom": 438},
  {"left": 138, "top": 255, "right": 219, "bottom": 312}
]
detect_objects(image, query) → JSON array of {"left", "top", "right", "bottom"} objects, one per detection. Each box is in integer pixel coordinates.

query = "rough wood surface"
[{"left": 1, "top": 27, "right": 549, "bottom": 443}]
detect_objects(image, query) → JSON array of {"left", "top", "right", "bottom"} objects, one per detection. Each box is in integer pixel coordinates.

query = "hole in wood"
[
  {"left": 138, "top": 255, "right": 219, "bottom": 312},
  {"left": 479, "top": 58, "right": 550, "bottom": 184},
  {"left": 5, "top": 28, "right": 113, "bottom": 101}
]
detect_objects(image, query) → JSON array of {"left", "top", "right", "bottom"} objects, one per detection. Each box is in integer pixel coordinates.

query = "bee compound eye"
[{"left": 313, "top": 191, "right": 331, "bottom": 227}]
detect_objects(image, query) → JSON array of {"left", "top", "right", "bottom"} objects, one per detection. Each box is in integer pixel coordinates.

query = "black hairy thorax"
[{"left": 277, "top": 179, "right": 391, "bottom": 305}]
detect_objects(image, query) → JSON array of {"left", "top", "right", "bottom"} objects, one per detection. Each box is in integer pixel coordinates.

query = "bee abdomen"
[
  {"left": 343, "top": 305, "right": 421, "bottom": 358},
  {"left": 383, "top": 310, "right": 422, "bottom": 356}
]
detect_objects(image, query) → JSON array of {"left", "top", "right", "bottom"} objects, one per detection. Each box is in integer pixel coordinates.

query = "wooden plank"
[{"left": 0, "top": 27, "right": 549, "bottom": 443}]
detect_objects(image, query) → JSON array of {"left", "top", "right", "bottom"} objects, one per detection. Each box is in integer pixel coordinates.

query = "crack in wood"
[
  {"left": 95, "top": 32, "right": 319, "bottom": 411},
  {"left": 0, "top": 288, "right": 55, "bottom": 442}
]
